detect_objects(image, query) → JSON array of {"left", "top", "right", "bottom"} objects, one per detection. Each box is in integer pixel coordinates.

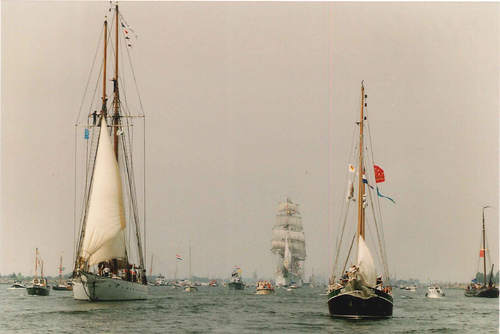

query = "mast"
[
  {"left": 34, "top": 248, "right": 38, "bottom": 280},
  {"left": 101, "top": 18, "right": 108, "bottom": 117},
  {"left": 150, "top": 254, "right": 153, "bottom": 277},
  {"left": 482, "top": 206, "right": 489, "bottom": 286},
  {"left": 112, "top": 4, "right": 120, "bottom": 158},
  {"left": 357, "top": 82, "right": 366, "bottom": 240},
  {"left": 59, "top": 255, "right": 63, "bottom": 284},
  {"left": 189, "top": 241, "right": 192, "bottom": 281}
]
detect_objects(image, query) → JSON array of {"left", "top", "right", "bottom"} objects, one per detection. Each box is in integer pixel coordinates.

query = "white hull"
[
  {"left": 426, "top": 287, "right": 444, "bottom": 298},
  {"left": 275, "top": 273, "right": 303, "bottom": 288},
  {"left": 72, "top": 273, "right": 148, "bottom": 301}
]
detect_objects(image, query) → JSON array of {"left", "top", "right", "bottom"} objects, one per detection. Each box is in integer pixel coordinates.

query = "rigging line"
[
  {"left": 340, "top": 233, "right": 356, "bottom": 278},
  {"left": 331, "top": 200, "right": 353, "bottom": 279},
  {"left": 75, "top": 23, "right": 104, "bottom": 124},
  {"left": 143, "top": 116, "right": 147, "bottom": 269},
  {"left": 73, "top": 124, "right": 78, "bottom": 263},
  {"left": 367, "top": 184, "right": 389, "bottom": 279},
  {"left": 123, "top": 31, "right": 145, "bottom": 117},
  {"left": 120, "top": 120, "right": 145, "bottom": 272},
  {"left": 366, "top": 119, "right": 389, "bottom": 268},
  {"left": 363, "top": 131, "right": 390, "bottom": 279},
  {"left": 74, "top": 120, "right": 101, "bottom": 272},
  {"left": 333, "top": 125, "right": 357, "bottom": 259}
]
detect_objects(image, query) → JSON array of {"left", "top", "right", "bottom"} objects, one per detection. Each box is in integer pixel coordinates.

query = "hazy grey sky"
[{"left": 1, "top": 1, "right": 498, "bottom": 282}]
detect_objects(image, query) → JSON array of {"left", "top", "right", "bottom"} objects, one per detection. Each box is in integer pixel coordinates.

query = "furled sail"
[
  {"left": 81, "top": 118, "right": 126, "bottom": 266},
  {"left": 356, "top": 236, "right": 376, "bottom": 287}
]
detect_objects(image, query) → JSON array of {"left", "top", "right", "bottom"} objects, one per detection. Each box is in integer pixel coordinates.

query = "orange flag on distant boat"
[{"left": 480, "top": 249, "right": 485, "bottom": 257}]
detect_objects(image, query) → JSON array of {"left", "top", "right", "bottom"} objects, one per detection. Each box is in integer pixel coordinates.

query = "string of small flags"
[{"left": 120, "top": 16, "right": 138, "bottom": 48}]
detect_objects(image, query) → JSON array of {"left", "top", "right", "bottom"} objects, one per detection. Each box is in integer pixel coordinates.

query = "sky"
[{"left": 1, "top": 1, "right": 498, "bottom": 282}]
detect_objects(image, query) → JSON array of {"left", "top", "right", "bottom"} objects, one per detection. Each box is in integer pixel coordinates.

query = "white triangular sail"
[
  {"left": 356, "top": 236, "right": 376, "bottom": 287},
  {"left": 81, "top": 118, "right": 126, "bottom": 266}
]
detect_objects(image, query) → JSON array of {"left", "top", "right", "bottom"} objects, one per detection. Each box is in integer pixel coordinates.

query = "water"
[{"left": 1, "top": 285, "right": 498, "bottom": 333}]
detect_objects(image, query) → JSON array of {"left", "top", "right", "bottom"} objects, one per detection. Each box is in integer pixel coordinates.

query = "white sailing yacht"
[{"left": 72, "top": 3, "right": 148, "bottom": 301}]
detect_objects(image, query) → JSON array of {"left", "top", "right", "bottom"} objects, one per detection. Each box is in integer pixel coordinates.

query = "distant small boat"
[
  {"left": 464, "top": 206, "right": 499, "bottom": 298},
  {"left": 256, "top": 281, "right": 274, "bottom": 295},
  {"left": 184, "top": 242, "right": 197, "bottom": 293},
  {"left": 425, "top": 286, "right": 445, "bottom": 298},
  {"left": 52, "top": 255, "right": 72, "bottom": 291},
  {"left": 26, "top": 248, "right": 50, "bottom": 296},
  {"left": 154, "top": 274, "right": 167, "bottom": 286},
  {"left": 9, "top": 281, "right": 26, "bottom": 289},
  {"left": 228, "top": 267, "right": 245, "bottom": 290},
  {"left": 404, "top": 286, "right": 417, "bottom": 292},
  {"left": 184, "top": 285, "right": 198, "bottom": 292},
  {"left": 208, "top": 280, "right": 218, "bottom": 287}
]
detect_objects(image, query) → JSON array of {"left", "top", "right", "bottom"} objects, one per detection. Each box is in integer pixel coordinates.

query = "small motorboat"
[
  {"left": 425, "top": 286, "right": 445, "bottom": 298},
  {"left": 9, "top": 281, "right": 26, "bottom": 289}
]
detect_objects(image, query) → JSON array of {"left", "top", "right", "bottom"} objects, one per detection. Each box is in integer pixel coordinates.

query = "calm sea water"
[{"left": 1, "top": 284, "right": 498, "bottom": 333}]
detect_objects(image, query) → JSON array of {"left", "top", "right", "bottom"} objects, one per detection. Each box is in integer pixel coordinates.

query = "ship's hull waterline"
[
  {"left": 464, "top": 287, "right": 499, "bottom": 298},
  {"left": 73, "top": 272, "right": 148, "bottom": 301},
  {"left": 26, "top": 286, "right": 50, "bottom": 296},
  {"left": 228, "top": 282, "right": 245, "bottom": 290},
  {"left": 327, "top": 289, "right": 393, "bottom": 319}
]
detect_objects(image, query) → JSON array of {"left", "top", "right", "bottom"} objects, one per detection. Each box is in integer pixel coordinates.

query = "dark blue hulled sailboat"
[
  {"left": 327, "top": 82, "right": 393, "bottom": 319},
  {"left": 464, "top": 206, "right": 499, "bottom": 298}
]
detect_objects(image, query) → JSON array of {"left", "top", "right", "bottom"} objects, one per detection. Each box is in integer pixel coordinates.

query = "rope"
[{"left": 75, "top": 24, "right": 104, "bottom": 125}]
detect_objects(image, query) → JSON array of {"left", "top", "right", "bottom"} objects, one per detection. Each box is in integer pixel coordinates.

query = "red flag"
[
  {"left": 480, "top": 249, "right": 485, "bottom": 257},
  {"left": 374, "top": 165, "right": 385, "bottom": 183}
]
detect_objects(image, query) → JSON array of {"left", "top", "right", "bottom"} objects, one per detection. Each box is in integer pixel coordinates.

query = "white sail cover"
[
  {"left": 356, "top": 236, "right": 376, "bottom": 287},
  {"left": 81, "top": 118, "right": 126, "bottom": 266}
]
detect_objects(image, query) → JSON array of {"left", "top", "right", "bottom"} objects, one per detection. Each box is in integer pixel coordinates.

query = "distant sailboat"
[
  {"left": 465, "top": 206, "right": 499, "bottom": 298},
  {"left": 53, "top": 255, "right": 72, "bottom": 291},
  {"left": 72, "top": 3, "right": 148, "bottom": 301},
  {"left": 27, "top": 248, "right": 50, "bottom": 296},
  {"left": 184, "top": 242, "right": 198, "bottom": 292},
  {"left": 271, "top": 198, "right": 306, "bottom": 287},
  {"left": 327, "top": 82, "right": 393, "bottom": 318}
]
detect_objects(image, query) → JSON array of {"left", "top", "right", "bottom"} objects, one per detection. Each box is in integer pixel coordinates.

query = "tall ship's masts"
[
  {"left": 271, "top": 198, "right": 306, "bottom": 286},
  {"left": 72, "top": 3, "right": 148, "bottom": 301}
]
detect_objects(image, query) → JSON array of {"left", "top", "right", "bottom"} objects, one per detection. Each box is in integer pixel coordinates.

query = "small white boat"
[
  {"left": 9, "top": 281, "right": 26, "bottom": 289},
  {"left": 426, "top": 286, "right": 445, "bottom": 298},
  {"left": 404, "top": 285, "right": 417, "bottom": 292}
]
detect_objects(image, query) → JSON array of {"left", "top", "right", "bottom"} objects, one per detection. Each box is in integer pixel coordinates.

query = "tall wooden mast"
[
  {"left": 112, "top": 4, "right": 120, "bottom": 158},
  {"left": 34, "top": 248, "right": 39, "bottom": 280},
  {"left": 101, "top": 19, "right": 108, "bottom": 117},
  {"left": 481, "top": 206, "right": 490, "bottom": 286},
  {"left": 357, "top": 82, "right": 366, "bottom": 240}
]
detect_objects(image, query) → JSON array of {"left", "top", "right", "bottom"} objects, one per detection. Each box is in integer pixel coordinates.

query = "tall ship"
[
  {"left": 72, "top": 3, "right": 148, "bottom": 301},
  {"left": 271, "top": 198, "right": 306, "bottom": 287},
  {"left": 464, "top": 206, "right": 499, "bottom": 298},
  {"left": 327, "top": 82, "right": 393, "bottom": 318}
]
